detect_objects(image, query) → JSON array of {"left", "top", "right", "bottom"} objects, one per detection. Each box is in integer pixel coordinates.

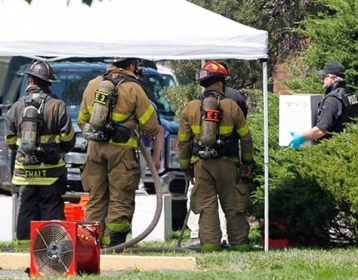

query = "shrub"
[
  {"left": 248, "top": 93, "right": 358, "bottom": 247},
  {"left": 163, "top": 83, "right": 202, "bottom": 122}
]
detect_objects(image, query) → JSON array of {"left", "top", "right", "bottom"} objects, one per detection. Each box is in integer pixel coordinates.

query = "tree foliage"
[
  {"left": 168, "top": 0, "right": 321, "bottom": 90},
  {"left": 285, "top": 0, "right": 358, "bottom": 93},
  {"left": 163, "top": 83, "right": 202, "bottom": 122}
]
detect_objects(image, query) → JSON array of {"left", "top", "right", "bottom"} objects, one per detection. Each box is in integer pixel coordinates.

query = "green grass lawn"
[
  {"left": 30, "top": 248, "right": 358, "bottom": 280},
  {"left": 1, "top": 228, "right": 357, "bottom": 279}
]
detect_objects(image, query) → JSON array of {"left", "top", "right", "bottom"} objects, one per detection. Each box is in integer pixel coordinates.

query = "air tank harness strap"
[
  {"left": 17, "top": 146, "right": 61, "bottom": 165},
  {"left": 193, "top": 144, "right": 218, "bottom": 159},
  {"left": 193, "top": 136, "right": 239, "bottom": 159},
  {"left": 106, "top": 75, "right": 137, "bottom": 143},
  {"left": 86, "top": 122, "right": 132, "bottom": 143},
  {"left": 110, "top": 123, "right": 132, "bottom": 143}
]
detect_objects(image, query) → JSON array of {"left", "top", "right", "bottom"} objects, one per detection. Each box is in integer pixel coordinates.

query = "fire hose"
[{"left": 101, "top": 131, "right": 192, "bottom": 253}]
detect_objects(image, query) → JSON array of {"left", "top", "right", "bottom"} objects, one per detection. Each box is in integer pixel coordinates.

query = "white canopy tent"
[
  {"left": 0, "top": 0, "right": 267, "bottom": 60},
  {"left": 0, "top": 0, "right": 270, "bottom": 250}
]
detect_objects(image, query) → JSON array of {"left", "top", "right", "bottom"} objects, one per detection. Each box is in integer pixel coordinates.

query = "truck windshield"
[
  {"left": 140, "top": 73, "right": 173, "bottom": 118},
  {"left": 161, "top": 73, "right": 178, "bottom": 88},
  {"left": 19, "top": 67, "right": 105, "bottom": 120},
  {"left": 20, "top": 68, "right": 104, "bottom": 105}
]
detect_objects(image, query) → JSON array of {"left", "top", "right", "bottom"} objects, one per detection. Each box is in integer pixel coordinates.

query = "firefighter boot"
[{"left": 110, "top": 232, "right": 128, "bottom": 247}]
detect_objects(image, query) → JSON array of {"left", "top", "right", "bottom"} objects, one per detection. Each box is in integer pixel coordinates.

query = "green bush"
[
  {"left": 163, "top": 83, "right": 202, "bottom": 122},
  {"left": 286, "top": 0, "right": 358, "bottom": 93}
]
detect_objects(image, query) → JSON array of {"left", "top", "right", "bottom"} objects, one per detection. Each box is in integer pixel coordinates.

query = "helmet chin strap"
[
  {"left": 28, "top": 76, "right": 35, "bottom": 85},
  {"left": 222, "top": 80, "right": 226, "bottom": 92}
]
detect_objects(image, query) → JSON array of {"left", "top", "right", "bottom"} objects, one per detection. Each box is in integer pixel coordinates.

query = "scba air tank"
[
  {"left": 89, "top": 80, "right": 114, "bottom": 131},
  {"left": 20, "top": 106, "right": 39, "bottom": 156},
  {"left": 200, "top": 96, "right": 220, "bottom": 148}
]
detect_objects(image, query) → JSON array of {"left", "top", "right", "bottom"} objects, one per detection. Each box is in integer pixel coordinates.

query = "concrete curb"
[{"left": 0, "top": 253, "right": 197, "bottom": 271}]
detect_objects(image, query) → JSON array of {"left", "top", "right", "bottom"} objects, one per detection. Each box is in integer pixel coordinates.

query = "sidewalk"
[{"left": 0, "top": 253, "right": 197, "bottom": 271}]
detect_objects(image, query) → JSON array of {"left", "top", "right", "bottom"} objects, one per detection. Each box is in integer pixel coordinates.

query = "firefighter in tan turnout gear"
[
  {"left": 78, "top": 57, "right": 160, "bottom": 247},
  {"left": 5, "top": 60, "right": 76, "bottom": 245},
  {"left": 178, "top": 61, "right": 254, "bottom": 252}
]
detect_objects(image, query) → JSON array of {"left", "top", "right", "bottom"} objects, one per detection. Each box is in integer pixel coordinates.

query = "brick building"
[{"left": 273, "top": 63, "right": 292, "bottom": 94}]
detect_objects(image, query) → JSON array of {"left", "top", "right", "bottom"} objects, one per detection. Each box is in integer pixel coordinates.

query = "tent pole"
[
  {"left": 201, "top": 59, "right": 205, "bottom": 67},
  {"left": 262, "top": 60, "right": 269, "bottom": 252},
  {"left": 200, "top": 59, "right": 206, "bottom": 93}
]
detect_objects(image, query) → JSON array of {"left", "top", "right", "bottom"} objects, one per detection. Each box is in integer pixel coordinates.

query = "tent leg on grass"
[{"left": 262, "top": 60, "right": 269, "bottom": 252}]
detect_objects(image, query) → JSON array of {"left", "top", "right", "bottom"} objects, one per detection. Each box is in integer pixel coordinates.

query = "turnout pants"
[
  {"left": 81, "top": 141, "right": 140, "bottom": 246},
  {"left": 187, "top": 182, "right": 228, "bottom": 241},
  {"left": 190, "top": 158, "right": 250, "bottom": 252},
  {"left": 16, "top": 182, "right": 66, "bottom": 241}
]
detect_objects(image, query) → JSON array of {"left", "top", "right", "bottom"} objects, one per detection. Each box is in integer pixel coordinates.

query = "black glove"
[{"left": 240, "top": 164, "right": 252, "bottom": 178}]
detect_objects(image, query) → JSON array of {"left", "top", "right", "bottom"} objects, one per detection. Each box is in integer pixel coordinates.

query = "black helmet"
[{"left": 24, "top": 61, "right": 60, "bottom": 83}]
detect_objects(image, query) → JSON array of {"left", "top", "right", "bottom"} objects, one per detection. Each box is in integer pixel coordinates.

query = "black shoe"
[
  {"left": 221, "top": 240, "right": 231, "bottom": 249},
  {"left": 109, "top": 232, "right": 128, "bottom": 247}
]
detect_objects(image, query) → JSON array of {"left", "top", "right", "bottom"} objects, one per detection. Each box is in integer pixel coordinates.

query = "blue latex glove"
[{"left": 288, "top": 131, "right": 305, "bottom": 149}]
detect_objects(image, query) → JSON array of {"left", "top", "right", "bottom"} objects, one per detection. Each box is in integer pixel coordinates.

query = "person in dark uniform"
[
  {"left": 178, "top": 61, "right": 254, "bottom": 252},
  {"left": 5, "top": 60, "right": 76, "bottom": 246},
  {"left": 218, "top": 61, "right": 248, "bottom": 118},
  {"left": 289, "top": 61, "right": 358, "bottom": 148}
]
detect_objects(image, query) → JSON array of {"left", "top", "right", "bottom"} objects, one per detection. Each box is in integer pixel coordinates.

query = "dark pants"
[{"left": 16, "top": 182, "right": 66, "bottom": 240}]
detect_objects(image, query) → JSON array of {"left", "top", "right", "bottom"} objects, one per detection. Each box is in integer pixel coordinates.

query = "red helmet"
[{"left": 195, "top": 61, "right": 230, "bottom": 82}]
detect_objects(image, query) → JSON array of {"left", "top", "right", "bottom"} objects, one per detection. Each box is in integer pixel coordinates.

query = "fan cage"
[{"left": 30, "top": 221, "right": 101, "bottom": 277}]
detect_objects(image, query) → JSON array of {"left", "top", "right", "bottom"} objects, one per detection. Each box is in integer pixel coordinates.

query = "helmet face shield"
[
  {"left": 195, "top": 69, "right": 213, "bottom": 81},
  {"left": 195, "top": 61, "right": 230, "bottom": 82}
]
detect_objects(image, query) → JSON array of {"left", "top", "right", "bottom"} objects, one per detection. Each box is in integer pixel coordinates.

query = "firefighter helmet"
[
  {"left": 195, "top": 61, "right": 230, "bottom": 82},
  {"left": 217, "top": 61, "right": 230, "bottom": 75},
  {"left": 24, "top": 61, "right": 60, "bottom": 83},
  {"left": 104, "top": 57, "right": 138, "bottom": 68}
]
